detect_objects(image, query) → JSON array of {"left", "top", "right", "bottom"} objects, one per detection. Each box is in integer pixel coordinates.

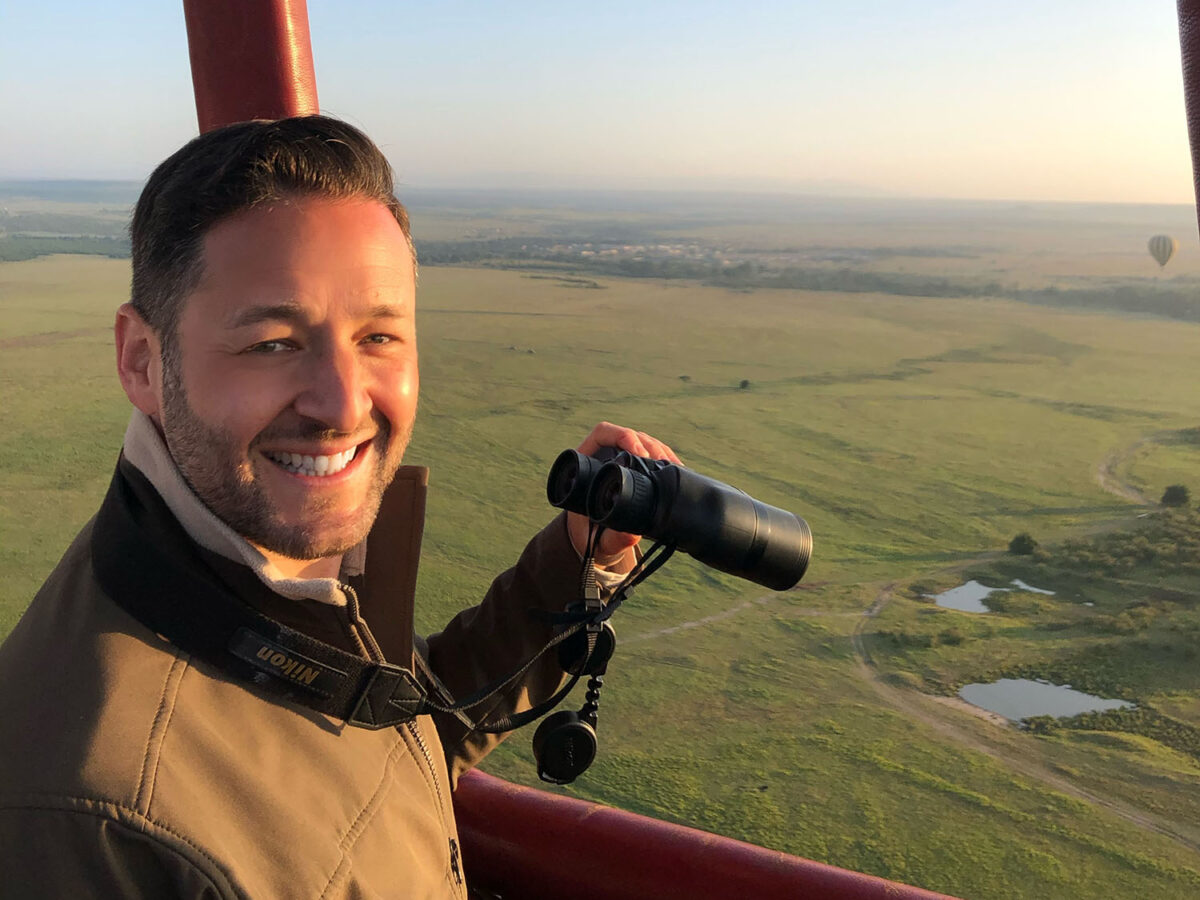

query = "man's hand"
[{"left": 567, "top": 422, "right": 682, "bottom": 572}]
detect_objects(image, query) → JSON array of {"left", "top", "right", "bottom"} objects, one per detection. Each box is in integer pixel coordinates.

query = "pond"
[
  {"left": 958, "top": 678, "right": 1133, "bottom": 721},
  {"left": 928, "top": 579, "right": 1056, "bottom": 613},
  {"left": 1009, "top": 579, "right": 1055, "bottom": 595}
]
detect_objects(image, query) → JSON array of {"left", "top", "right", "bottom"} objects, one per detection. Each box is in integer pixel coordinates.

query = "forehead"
[{"left": 187, "top": 196, "right": 415, "bottom": 320}]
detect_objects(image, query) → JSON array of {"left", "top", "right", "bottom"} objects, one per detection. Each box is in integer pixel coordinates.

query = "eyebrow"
[
  {"left": 227, "top": 302, "right": 306, "bottom": 329},
  {"left": 227, "top": 302, "right": 408, "bottom": 329},
  {"left": 364, "top": 303, "right": 408, "bottom": 320}
]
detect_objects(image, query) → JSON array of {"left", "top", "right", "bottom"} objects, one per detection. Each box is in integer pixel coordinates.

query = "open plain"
[{"left": 2, "top": 192, "right": 1200, "bottom": 898}]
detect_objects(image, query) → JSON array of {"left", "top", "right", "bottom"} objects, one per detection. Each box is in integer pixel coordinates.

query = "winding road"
[
  {"left": 849, "top": 436, "right": 1200, "bottom": 852},
  {"left": 1094, "top": 435, "right": 1156, "bottom": 506},
  {"left": 850, "top": 581, "right": 1200, "bottom": 854},
  {"left": 621, "top": 434, "right": 1200, "bottom": 852}
]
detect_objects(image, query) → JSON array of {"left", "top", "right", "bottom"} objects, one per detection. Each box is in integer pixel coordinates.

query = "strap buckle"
[{"left": 348, "top": 662, "right": 427, "bottom": 729}]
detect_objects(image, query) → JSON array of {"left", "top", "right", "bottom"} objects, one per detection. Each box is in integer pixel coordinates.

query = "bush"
[
  {"left": 739, "top": 379, "right": 751, "bottom": 390},
  {"left": 907, "top": 581, "right": 936, "bottom": 600},
  {"left": 1162, "top": 484, "right": 1190, "bottom": 507},
  {"left": 1067, "top": 707, "right": 1200, "bottom": 762},
  {"left": 1023, "top": 715, "right": 1060, "bottom": 734},
  {"left": 939, "top": 627, "right": 967, "bottom": 646},
  {"left": 884, "top": 671, "right": 926, "bottom": 690},
  {"left": 1008, "top": 532, "right": 1038, "bottom": 555}
]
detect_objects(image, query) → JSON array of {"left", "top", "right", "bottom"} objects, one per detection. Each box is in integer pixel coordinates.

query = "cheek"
[
  {"left": 181, "top": 358, "right": 297, "bottom": 438},
  {"left": 374, "top": 361, "right": 418, "bottom": 422}
]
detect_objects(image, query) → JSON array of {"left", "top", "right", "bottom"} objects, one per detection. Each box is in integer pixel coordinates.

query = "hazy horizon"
[{"left": 3, "top": 178, "right": 1199, "bottom": 218}]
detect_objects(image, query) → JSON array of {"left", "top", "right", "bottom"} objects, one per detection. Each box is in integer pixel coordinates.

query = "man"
[{"left": 0, "top": 116, "right": 677, "bottom": 898}]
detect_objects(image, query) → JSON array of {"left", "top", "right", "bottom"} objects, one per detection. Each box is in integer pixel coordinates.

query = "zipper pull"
[{"left": 449, "top": 837, "right": 463, "bottom": 885}]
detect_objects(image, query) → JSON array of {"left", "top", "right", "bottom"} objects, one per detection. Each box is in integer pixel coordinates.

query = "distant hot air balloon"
[{"left": 1148, "top": 234, "right": 1178, "bottom": 269}]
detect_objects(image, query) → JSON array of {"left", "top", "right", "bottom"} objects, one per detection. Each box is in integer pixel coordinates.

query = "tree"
[
  {"left": 939, "top": 627, "right": 966, "bottom": 646},
  {"left": 739, "top": 379, "right": 751, "bottom": 390},
  {"left": 1009, "top": 532, "right": 1038, "bottom": 555},
  {"left": 1162, "top": 484, "right": 1190, "bottom": 507}
]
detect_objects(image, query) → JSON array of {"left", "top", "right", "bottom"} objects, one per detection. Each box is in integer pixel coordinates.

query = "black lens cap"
[{"left": 533, "top": 711, "right": 597, "bottom": 784}]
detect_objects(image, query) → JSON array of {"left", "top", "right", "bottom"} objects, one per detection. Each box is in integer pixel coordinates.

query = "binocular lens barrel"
[
  {"left": 588, "top": 465, "right": 658, "bottom": 535},
  {"left": 546, "top": 449, "right": 811, "bottom": 591},
  {"left": 547, "top": 450, "right": 614, "bottom": 513}
]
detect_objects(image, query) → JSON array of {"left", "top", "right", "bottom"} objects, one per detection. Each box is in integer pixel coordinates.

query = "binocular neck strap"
[{"left": 92, "top": 461, "right": 430, "bottom": 730}]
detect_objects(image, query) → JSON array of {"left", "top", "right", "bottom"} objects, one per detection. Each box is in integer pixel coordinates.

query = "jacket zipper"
[
  {"left": 407, "top": 719, "right": 463, "bottom": 887},
  {"left": 337, "top": 583, "right": 385, "bottom": 660},
  {"left": 338, "top": 583, "right": 464, "bottom": 889}
]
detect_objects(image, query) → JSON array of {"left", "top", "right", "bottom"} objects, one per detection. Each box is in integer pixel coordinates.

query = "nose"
[{"left": 293, "top": 343, "right": 371, "bottom": 434}]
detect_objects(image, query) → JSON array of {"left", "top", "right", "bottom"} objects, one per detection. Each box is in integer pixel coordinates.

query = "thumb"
[{"left": 593, "top": 529, "right": 639, "bottom": 569}]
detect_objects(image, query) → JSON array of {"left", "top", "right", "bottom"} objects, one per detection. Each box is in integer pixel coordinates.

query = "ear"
[{"left": 114, "top": 303, "right": 164, "bottom": 419}]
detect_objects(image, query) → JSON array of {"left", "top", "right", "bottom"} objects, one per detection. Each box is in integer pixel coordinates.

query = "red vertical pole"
[
  {"left": 181, "top": 0, "right": 319, "bottom": 133},
  {"left": 1179, "top": 1, "right": 1200, "bottom": 238}
]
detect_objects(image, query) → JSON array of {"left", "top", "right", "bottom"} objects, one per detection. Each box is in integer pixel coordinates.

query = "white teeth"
[{"left": 265, "top": 445, "right": 359, "bottom": 477}]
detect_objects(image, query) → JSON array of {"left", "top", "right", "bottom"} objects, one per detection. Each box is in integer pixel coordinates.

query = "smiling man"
[
  {"left": 0, "top": 117, "right": 676, "bottom": 899},
  {"left": 120, "top": 193, "right": 419, "bottom": 577}
]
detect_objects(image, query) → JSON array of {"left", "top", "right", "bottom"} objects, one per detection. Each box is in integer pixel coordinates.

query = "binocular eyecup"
[{"left": 547, "top": 449, "right": 812, "bottom": 591}]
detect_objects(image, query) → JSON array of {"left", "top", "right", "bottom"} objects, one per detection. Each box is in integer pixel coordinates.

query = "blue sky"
[{"left": 0, "top": 1, "right": 1191, "bottom": 203}]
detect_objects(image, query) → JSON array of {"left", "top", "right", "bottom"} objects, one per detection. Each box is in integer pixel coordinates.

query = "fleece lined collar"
[{"left": 121, "top": 410, "right": 366, "bottom": 607}]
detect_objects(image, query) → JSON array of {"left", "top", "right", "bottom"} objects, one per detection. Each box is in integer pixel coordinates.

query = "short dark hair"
[{"left": 130, "top": 115, "right": 413, "bottom": 343}]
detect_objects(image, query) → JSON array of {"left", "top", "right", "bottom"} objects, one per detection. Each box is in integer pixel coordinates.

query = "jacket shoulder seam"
[
  {"left": 0, "top": 792, "right": 245, "bottom": 899},
  {"left": 136, "top": 653, "right": 189, "bottom": 816}
]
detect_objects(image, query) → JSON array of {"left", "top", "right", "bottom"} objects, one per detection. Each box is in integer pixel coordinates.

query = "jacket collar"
[
  {"left": 92, "top": 459, "right": 427, "bottom": 724},
  {"left": 123, "top": 411, "right": 359, "bottom": 606},
  {"left": 117, "top": 410, "right": 426, "bottom": 667}
]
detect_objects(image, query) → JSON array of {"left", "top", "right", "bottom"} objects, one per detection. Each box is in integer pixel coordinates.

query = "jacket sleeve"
[
  {"left": 423, "top": 512, "right": 584, "bottom": 783},
  {"left": 0, "top": 804, "right": 236, "bottom": 900}
]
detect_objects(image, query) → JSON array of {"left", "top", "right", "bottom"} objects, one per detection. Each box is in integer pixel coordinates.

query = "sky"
[{"left": 0, "top": 0, "right": 1193, "bottom": 204}]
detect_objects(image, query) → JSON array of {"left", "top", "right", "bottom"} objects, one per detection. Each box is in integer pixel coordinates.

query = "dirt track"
[
  {"left": 846, "top": 437, "right": 1200, "bottom": 852},
  {"left": 1094, "top": 436, "right": 1157, "bottom": 506},
  {"left": 621, "top": 434, "right": 1200, "bottom": 852},
  {"left": 851, "top": 583, "right": 1200, "bottom": 854}
]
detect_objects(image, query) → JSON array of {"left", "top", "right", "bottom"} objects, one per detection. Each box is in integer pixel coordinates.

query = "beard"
[{"left": 159, "top": 364, "right": 411, "bottom": 562}]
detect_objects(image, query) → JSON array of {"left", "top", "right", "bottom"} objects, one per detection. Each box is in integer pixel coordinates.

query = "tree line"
[{"left": 6, "top": 231, "right": 1199, "bottom": 324}]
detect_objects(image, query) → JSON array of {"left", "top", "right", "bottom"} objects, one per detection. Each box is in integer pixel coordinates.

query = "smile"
[{"left": 263, "top": 445, "right": 359, "bottom": 478}]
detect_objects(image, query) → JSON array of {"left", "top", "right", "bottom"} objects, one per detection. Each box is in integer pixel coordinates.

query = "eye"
[
  {"left": 245, "top": 339, "right": 297, "bottom": 354},
  {"left": 360, "top": 333, "right": 396, "bottom": 345}
]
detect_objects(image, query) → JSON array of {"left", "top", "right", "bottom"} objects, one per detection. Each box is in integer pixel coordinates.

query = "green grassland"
[{"left": 4, "top": 237, "right": 1200, "bottom": 898}]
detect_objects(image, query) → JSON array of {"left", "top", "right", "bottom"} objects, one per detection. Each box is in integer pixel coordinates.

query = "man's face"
[{"left": 158, "top": 196, "right": 418, "bottom": 562}]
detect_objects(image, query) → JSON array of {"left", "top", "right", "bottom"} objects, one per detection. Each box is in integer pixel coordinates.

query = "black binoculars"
[{"left": 547, "top": 449, "right": 812, "bottom": 591}]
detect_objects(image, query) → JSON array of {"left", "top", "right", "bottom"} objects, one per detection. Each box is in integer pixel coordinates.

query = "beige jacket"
[{"left": 0, "top": 417, "right": 584, "bottom": 899}]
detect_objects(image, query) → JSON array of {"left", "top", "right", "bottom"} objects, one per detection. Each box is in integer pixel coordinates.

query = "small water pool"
[
  {"left": 928, "top": 579, "right": 1056, "bottom": 613},
  {"left": 1009, "top": 579, "right": 1055, "bottom": 595},
  {"left": 958, "top": 678, "right": 1133, "bottom": 721},
  {"left": 928, "top": 580, "right": 998, "bottom": 613}
]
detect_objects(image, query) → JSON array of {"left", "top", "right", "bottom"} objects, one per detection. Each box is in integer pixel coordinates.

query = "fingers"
[
  {"left": 593, "top": 529, "right": 640, "bottom": 569},
  {"left": 633, "top": 430, "right": 682, "bottom": 465},
  {"left": 569, "top": 421, "right": 680, "bottom": 572},
  {"left": 576, "top": 421, "right": 682, "bottom": 465}
]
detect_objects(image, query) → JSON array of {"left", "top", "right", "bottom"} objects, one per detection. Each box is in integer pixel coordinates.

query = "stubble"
[{"left": 158, "top": 360, "right": 411, "bottom": 562}]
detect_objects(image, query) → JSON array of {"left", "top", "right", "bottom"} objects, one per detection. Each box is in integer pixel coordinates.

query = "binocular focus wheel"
[{"left": 532, "top": 710, "right": 597, "bottom": 785}]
